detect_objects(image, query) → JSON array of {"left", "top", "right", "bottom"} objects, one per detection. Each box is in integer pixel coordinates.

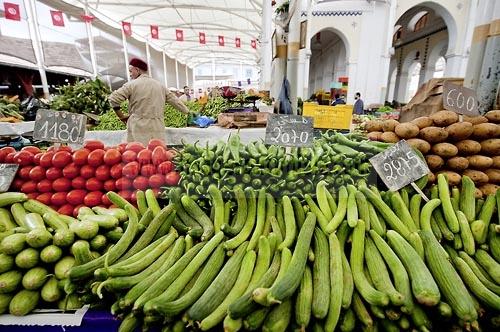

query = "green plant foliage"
[{"left": 50, "top": 78, "right": 111, "bottom": 115}]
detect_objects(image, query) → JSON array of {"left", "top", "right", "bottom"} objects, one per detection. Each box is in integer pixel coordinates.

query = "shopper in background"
[
  {"left": 179, "top": 86, "right": 192, "bottom": 102},
  {"left": 331, "top": 93, "right": 346, "bottom": 106},
  {"left": 109, "top": 58, "right": 190, "bottom": 145},
  {"left": 354, "top": 92, "right": 364, "bottom": 115}
]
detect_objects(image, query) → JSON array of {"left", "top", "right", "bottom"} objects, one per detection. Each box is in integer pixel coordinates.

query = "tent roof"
[{"left": 45, "top": 0, "right": 262, "bottom": 68}]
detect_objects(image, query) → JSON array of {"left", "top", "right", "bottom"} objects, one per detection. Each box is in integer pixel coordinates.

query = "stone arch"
[{"left": 423, "top": 38, "right": 448, "bottom": 82}]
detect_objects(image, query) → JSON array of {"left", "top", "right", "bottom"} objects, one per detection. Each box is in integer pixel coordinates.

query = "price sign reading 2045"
[
  {"left": 265, "top": 114, "right": 313, "bottom": 147},
  {"left": 33, "top": 109, "right": 87, "bottom": 145}
]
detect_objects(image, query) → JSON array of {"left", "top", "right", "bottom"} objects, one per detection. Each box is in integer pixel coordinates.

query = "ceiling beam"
[
  {"left": 129, "top": 22, "right": 259, "bottom": 37},
  {"left": 87, "top": 2, "right": 260, "bottom": 13}
]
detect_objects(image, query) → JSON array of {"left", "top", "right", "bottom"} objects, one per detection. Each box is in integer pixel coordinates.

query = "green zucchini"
[
  {"left": 295, "top": 265, "right": 313, "bottom": 329},
  {"left": 312, "top": 227, "right": 330, "bottom": 319},
  {"left": 9, "top": 289, "right": 39, "bottom": 316},
  {"left": 324, "top": 232, "right": 343, "bottom": 332}
]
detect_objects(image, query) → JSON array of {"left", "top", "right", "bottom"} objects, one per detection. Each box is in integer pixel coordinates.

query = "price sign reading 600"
[
  {"left": 34, "top": 109, "right": 87, "bottom": 145},
  {"left": 265, "top": 114, "right": 313, "bottom": 147}
]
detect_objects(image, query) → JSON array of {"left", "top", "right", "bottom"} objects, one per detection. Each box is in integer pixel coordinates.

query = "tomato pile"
[{"left": 0, "top": 139, "right": 180, "bottom": 216}]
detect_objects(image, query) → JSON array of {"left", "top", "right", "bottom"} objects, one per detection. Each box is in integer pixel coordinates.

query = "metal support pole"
[
  {"left": 84, "top": 1, "right": 98, "bottom": 78},
  {"left": 145, "top": 41, "right": 151, "bottom": 76},
  {"left": 192, "top": 68, "right": 195, "bottom": 90},
  {"left": 121, "top": 29, "right": 130, "bottom": 82},
  {"left": 185, "top": 65, "right": 189, "bottom": 87},
  {"left": 212, "top": 58, "right": 216, "bottom": 85},
  {"left": 175, "top": 59, "right": 180, "bottom": 89},
  {"left": 24, "top": 0, "right": 49, "bottom": 98},
  {"left": 162, "top": 52, "right": 169, "bottom": 87}
]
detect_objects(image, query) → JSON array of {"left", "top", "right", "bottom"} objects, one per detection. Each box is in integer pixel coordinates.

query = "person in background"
[
  {"left": 109, "top": 58, "right": 190, "bottom": 145},
  {"left": 331, "top": 93, "right": 346, "bottom": 106},
  {"left": 354, "top": 92, "right": 364, "bottom": 115},
  {"left": 179, "top": 85, "right": 192, "bottom": 102}
]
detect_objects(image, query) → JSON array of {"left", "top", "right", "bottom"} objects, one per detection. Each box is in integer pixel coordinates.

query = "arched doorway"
[
  {"left": 388, "top": 3, "right": 453, "bottom": 104},
  {"left": 308, "top": 29, "right": 348, "bottom": 104}
]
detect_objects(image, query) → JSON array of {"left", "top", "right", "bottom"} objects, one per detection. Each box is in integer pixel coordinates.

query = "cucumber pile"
[
  {"left": 49, "top": 175, "right": 500, "bottom": 331},
  {"left": 0, "top": 192, "right": 131, "bottom": 315},
  {"left": 174, "top": 131, "right": 390, "bottom": 200}
]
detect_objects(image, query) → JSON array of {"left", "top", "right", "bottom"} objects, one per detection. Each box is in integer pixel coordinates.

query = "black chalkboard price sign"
[
  {"left": 443, "top": 81, "right": 479, "bottom": 116},
  {"left": 369, "top": 140, "right": 429, "bottom": 192},
  {"left": 33, "top": 109, "right": 87, "bottom": 145},
  {"left": 265, "top": 114, "right": 313, "bottom": 147},
  {"left": 0, "top": 164, "right": 19, "bottom": 193}
]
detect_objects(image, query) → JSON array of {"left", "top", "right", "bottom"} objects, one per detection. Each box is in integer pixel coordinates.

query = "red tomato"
[
  {"left": 36, "top": 193, "right": 52, "bottom": 205},
  {"left": 80, "top": 165, "right": 95, "bottom": 179},
  {"left": 118, "top": 190, "right": 132, "bottom": 201},
  {"left": 29, "top": 166, "right": 46, "bottom": 181},
  {"left": 84, "top": 140, "right": 104, "bottom": 151},
  {"left": 151, "top": 146, "right": 167, "bottom": 166},
  {"left": 141, "top": 164, "right": 157, "bottom": 177},
  {"left": 165, "top": 171, "right": 180, "bottom": 186},
  {"left": 122, "top": 162, "right": 140, "bottom": 179},
  {"left": 39, "top": 152, "right": 54, "bottom": 168},
  {"left": 95, "top": 165, "right": 110, "bottom": 182},
  {"left": 10, "top": 178, "right": 24, "bottom": 191},
  {"left": 122, "top": 150, "right": 137, "bottom": 163},
  {"left": 72, "top": 149, "right": 90, "bottom": 166},
  {"left": 27, "top": 192, "right": 39, "bottom": 200},
  {"left": 133, "top": 176, "right": 149, "bottom": 190},
  {"left": 137, "top": 149, "right": 152, "bottom": 165},
  {"left": 115, "top": 178, "right": 132, "bottom": 190},
  {"left": 148, "top": 139, "right": 166, "bottom": 151},
  {"left": 21, "top": 181, "right": 37, "bottom": 193},
  {"left": 165, "top": 150, "right": 175, "bottom": 161},
  {"left": 33, "top": 153, "right": 43, "bottom": 165},
  {"left": 103, "top": 149, "right": 121, "bottom": 166},
  {"left": 46, "top": 167, "right": 63, "bottom": 181},
  {"left": 52, "top": 151, "right": 72, "bottom": 168},
  {"left": 18, "top": 166, "right": 33, "bottom": 180},
  {"left": 149, "top": 174, "right": 165, "bottom": 188},
  {"left": 62, "top": 163, "right": 80, "bottom": 179},
  {"left": 0, "top": 147, "right": 15, "bottom": 162},
  {"left": 126, "top": 142, "right": 145, "bottom": 154},
  {"left": 110, "top": 164, "right": 123, "bottom": 179},
  {"left": 73, "top": 205, "right": 85, "bottom": 217},
  {"left": 84, "top": 191, "right": 102, "bottom": 207},
  {"left": 21, "top": 146, "right": 41, "bottom": 155},
  {"left": 87, "top": 149, "right": 105, "bottom": 167},
  {"left": 86, "top": 178, "right": 103, "bottom": 192},
  {"left": 37, "top": 179, "right": 53, "bottom": 193},
  {"left": 58, "top": 204, "right": 74, "bottom": 216},
  {"left": 66, "top": 190, "right": 87, "bottom": 205},
  {"left": 71, "top": 176, "right": 86, "bottom": 189},
  {"left": 51, "top": 192, "right": 67, "bottom": 206},
  {"left": 103, "top": 179, "right": 116, "bottom": 192},
  {"left": 13, "top": 151, "right": 34, "bottom": 166},
  {"left": 117, "top": 143, "right": 127, "bottom": 154},
  {"left": 101, "top": 193, "right": 112, "bottom": 206},
  {"left": 157, "top": 161, "right": 174, "bottom": 174},
  {"left": 52, "top": 178, "right": 72, "bottom": 192}
]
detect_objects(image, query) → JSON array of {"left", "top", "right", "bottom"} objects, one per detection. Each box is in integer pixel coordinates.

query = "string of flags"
[{"left": 2, "top": 2, "right": 257, "bottom": 49}]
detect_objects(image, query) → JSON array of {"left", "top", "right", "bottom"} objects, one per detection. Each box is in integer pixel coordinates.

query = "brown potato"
[
  {"left": 456, "top": 140, "right": 482, "bottom": 155},
  {"left": 365, "top": 120, "right": 383, "bottom": 132},
  {"left": 432, "top": 143, "right": 458, "bottom": 158},
  {"left": 436, "top": 171, "right": 461, "bottom": 186},
  {"left": 430, "top": 110, "right": 459, "bottom": 127},
  {"left": 419, "top": 127, "right": 449, "bottom": 143},
  {"left": 411, "top": 116, "right": 434, "bottom": 129},
  {"left": 445, "top": 122, "right": 473, "bottom": 141},
  {"left": 382, "top": 119, "right": 399, "bottom": 132},
  {"left": 484, "top": 169, "right": 500, "bottom": 184},
  {"left": 492, "top": 156, "right": 500, "bottom": 169},
  {"left": 474, "top": 188, "right": 484, "bottom": 199},
  {"left": 406, "top": 138, "right": 431, "bottom": 154},
  {"left": 427, "top": 172, "right": 436, "bottom": 184},
  {"left": 381, "top": 132, "right": 400, "bottom": 143},
  {"left": 480, "top": 139, "right": 500, "bottom": 156},
  {"left": 467, "top": 155, "right": 493, "bottom": 170},
  {"left": 395, "top": 123, "right": 420, "bottom": 139},
  {"left": 485, "top": 110, "right": 500, "bottom": 123},
  {"left": 479, "top": 183, "right": 499, "bottom": 195},
  {"left": 472, "top": 123, "right": 500, "bottom": 140},
  {"left": 463, "top": 115, "right": 488, "bottom": 125},
  {"left": 463, "top": 169, "right": 489, "bottom": 185},
  {"left": 425, "top": 155, "right": 444, "bottom": 171},
  {"left": 446, "top": 157, "right": 469, "bottom": 171},
  {"left": 367, "top": 131, "right": 383, "bottom": 141}
]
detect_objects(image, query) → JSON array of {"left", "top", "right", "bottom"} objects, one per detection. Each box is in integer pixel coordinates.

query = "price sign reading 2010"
[
  {"left": 34, "top": 109, "right": 87, "bottom": 145},
  {"left": 265, "top": 114, "right": 313, "bottom": 147}
]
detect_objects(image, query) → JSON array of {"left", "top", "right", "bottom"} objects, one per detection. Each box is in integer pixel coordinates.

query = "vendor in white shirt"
[{"left": 179, "top": 86, "right": 192, "bottom": 102}]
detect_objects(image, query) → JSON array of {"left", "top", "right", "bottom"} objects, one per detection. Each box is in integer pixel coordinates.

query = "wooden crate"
[{"left": 217, "top": 112, "right": 269, "bottom": 128}]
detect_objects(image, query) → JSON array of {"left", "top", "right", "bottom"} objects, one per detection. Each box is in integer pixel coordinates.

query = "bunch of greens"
[
  {"left": 50, "top": 78, "right": 111, "bottom": 115},
  {"left": 201, "top": 96, "right": 228, "bottom": 119}
]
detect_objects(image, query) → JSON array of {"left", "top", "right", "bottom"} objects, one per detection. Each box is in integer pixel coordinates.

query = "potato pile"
[{"left": 365, "top": 110, "right": 500, "bottom": 196}]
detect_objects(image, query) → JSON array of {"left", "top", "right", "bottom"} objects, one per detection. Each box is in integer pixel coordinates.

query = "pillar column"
[
  {"left": 175, "top": 59, "right": 180, "bottom": 89},
  {"left": 84, "top": 0, "right": 98, "bottom": 78},
  {"left": 162, "top": 52, "right": 168, "bottom": 87},
  {"left": 145, "top": 41, "right": 151, "bottom": 76},
  {"left": 379, "top": 0, "right": 397, "bottom": 104},
  {"left": 185, "top": 65, "right": 189, "bottom": 87},
  {"left": 260, "top": 0, "right": 273, "bottom": 90},
  {"left": 287, "top": 0, "right": 301, "bottom": 114},
  {"left": 121, "top": 30, "right": 130, "bottom": 82},
  {"left": 302, "top": 50, "right": 312, "bottom": 99},
  {"left": 443, "top": 53, "right": 464, "bottom": 77},
  {"left": 24, "top": 0, "right": 49, "bottom": 98},
  {"left": 395, "top": 71, "right": 409, "bottom": 103}
]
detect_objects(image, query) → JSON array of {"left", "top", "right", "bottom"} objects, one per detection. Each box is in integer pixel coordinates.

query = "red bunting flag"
[
  {"left": 199, "top": 32, "right": 206, "bottom": 44},
  {"left": 122, "top": 21, "right": 132, "bottom": 36},
  {"left": 235, "top": 37, "right": 241, "bottom": 48},
  {"left": 175, "top": 29, "right": 184, "bottom": 41},
  {"left": 81, "top": 14, "right": 94, "bottom": 23},
  {"left": 150, "top": 25, "right": 159, "bottom": 39},
  {"left": 50, "top": 10, "right": 64, "bottom": 27},
  {"left": 4, "top": 2, "right": 21, "bottom": 21},
  {"left": 251, "top": 40, "right": 257, "bottom": 49},
  {"left": 218, "top": 35, "right": 224, "bottom": 46}
]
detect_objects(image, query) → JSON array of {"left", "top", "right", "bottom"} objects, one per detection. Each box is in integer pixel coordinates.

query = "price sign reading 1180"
[
  {"left": 33, "top": 109, "right": 87, "bottom": 145},
  {"left": 265, "top": 114, "right": 313, "bottom": 147}
]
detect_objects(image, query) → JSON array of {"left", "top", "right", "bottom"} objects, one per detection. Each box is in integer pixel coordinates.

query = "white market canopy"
[{"left": 43, "top": 0, "right": 263, "bottom": 68}]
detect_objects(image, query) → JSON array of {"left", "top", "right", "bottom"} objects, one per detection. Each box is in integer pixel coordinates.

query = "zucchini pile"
[
  {"left": 174, "top": 131, "right": 389, "bottom": 200},
  {"left": 0, "top": 192, "right": 130, "bottom": 315},
  {"left": 54, "top": 175, "right": 499, "bottom": 331}
]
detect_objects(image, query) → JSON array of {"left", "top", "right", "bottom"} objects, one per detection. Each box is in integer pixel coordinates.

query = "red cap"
[{"left": 129, "top": 58, "right": 148, "bottom": 71}]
